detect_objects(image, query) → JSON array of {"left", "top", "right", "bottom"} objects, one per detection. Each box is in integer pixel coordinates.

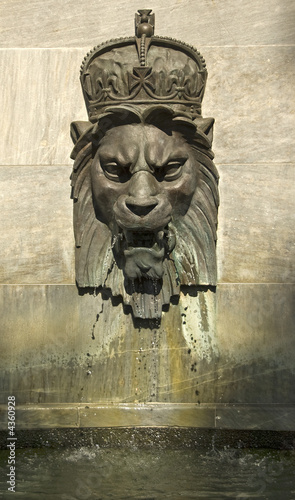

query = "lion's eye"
[
  {"left": 103, "top": 162, "right": 121, "bottom": 177},
  {"left": 162, "top": 160, "right": 184, "bottom": 181},
  {"left": 102, "top": 162, "right": 130, "bottom": 182}
]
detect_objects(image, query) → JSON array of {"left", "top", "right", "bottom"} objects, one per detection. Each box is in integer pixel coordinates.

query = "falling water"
[
  {"left": 111, "top": 234, "right": 117, "bottom": 248},
  {"left": 101, "top": 249, "right": 111, "bottom": 283},
  {"left": 131, "top": 279, "right": 143, "bottom": 318},
  {"left": 152, "top": 278, "right": 159, "bottom": 319}
]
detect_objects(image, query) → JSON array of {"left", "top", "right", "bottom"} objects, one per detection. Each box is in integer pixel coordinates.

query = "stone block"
[
  {"left": 0, "top": 49, "right": 86, "bottom": 166},
  {"left": 203, "top": 46, "right": 295, "bottom": 165},
  {"left": 217, "top": 163, "right": 295, "bottom": 283},
  {"left": 214, "top": 283, "right": 295, "bottom": 404},
  {"left": 0, "top": 0, "right": 294, "bottom": 47},
  {"left": 0, "top": 166, "right": 75, "bottom": 284},
  {"left": 216, "top": 284, "right": 295, "bottom": 367}
]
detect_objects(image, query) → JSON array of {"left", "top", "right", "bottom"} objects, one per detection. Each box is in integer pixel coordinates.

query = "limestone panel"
[
  {"left": 216, "top": 283, "right": 295, "bottom": 366},
  {"left": 214, "top": 283, "right": 295, "bottom": 403},
  {"left": 202, "top": 46, "right": 295, "bottom": 165},
  {"left": 0, "top": 166, "right": 75, "bottom": 284},
  {"left": 0, "top": 284, "right": 294, "bottom": 405},
  {"left": 1, "top": 46, "right": 294, "bottom": 165},
  {"left": 217, "top": 163, "right": 295, "bottom": 283},
  {"left": 0, "top": 49, "right": 86, "bottom": 166},
  {"left": 0, "top": 0, "right": 294, "bottom": 47}
]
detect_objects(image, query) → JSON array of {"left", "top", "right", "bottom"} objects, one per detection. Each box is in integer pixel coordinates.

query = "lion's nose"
[
  {"left": 126, "top": 171, "right": 160, "bottom": 217},
  {"left": 126, "top": 202, "right": 157, "bottom": 217}
]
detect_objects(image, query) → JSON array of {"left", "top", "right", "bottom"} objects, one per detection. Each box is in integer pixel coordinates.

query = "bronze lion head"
[
  {"left": 70, "top": 105, "right": 218, "bottom": 319},
  {"left": 70, "top": 11, "right": 219, "bottom": 319}
]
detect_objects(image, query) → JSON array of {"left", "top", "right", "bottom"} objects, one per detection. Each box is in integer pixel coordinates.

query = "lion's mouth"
[
  {"left": 123, "top": 226, "right": 175, "bottom": 253},
  {"left": 126, "top": 231, "right": 156, "bottom": 248},
  {"left": 113, "top": 225, "right": 176, "bottom": 280}
]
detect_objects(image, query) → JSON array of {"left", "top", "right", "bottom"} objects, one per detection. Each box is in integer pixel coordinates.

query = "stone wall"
[{"left": 0, "top": 0, "right": 294, "bottom": 430}]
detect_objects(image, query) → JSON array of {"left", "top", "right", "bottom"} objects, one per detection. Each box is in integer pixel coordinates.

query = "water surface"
[{"left": 0, "top": 446, "right": 294, "bottom": 499}]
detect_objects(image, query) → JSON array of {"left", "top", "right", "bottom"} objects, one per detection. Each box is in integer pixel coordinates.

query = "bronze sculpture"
[{"left": 70, "top": 10, "right": 219, "bottom": 319}]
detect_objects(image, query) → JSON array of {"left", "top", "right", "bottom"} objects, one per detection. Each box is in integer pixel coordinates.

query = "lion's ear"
[
  {"left": 70, "top": 121, "right": 94, "bottom": 160},
  {"left": 70, "top": 121, "right": 93, "bottom": 145},
  {"left": 194, "top": 117, "right": 215, "bottom": 145}
]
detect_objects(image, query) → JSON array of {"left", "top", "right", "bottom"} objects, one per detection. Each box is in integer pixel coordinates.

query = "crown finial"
[
  {"left": 135, "top": 9, "right": 155, "bottom": 37},
  {"left": 134, "top": 9, "right": 155, "bottom": 66}
]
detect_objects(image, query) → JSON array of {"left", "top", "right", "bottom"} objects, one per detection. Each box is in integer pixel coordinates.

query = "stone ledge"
[
  {"left": 216, "top": 405, "right": 295, "bottom": 431},
  {"left": 0, "top": 404, "right": 294, "bottom": 431},
  {"left": 0, "top": 405, "right": 79, "bottom": 429},
  {"left": 78, "top": 404, "right": 216, "bottom": 428}
]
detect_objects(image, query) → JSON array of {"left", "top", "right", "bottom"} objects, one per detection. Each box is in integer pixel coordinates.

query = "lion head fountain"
[{"left": 70, "top": 10, "right": 219, "bottom": 319}]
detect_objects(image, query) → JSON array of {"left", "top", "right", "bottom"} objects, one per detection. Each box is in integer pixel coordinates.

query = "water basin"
[{"left": 0, "top": 445, "right": 294, "bottom": 499}]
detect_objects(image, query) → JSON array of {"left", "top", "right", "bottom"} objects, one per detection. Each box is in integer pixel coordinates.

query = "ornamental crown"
[{"left": 80, "top": 9, "right": 208, "bottom": 122}]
